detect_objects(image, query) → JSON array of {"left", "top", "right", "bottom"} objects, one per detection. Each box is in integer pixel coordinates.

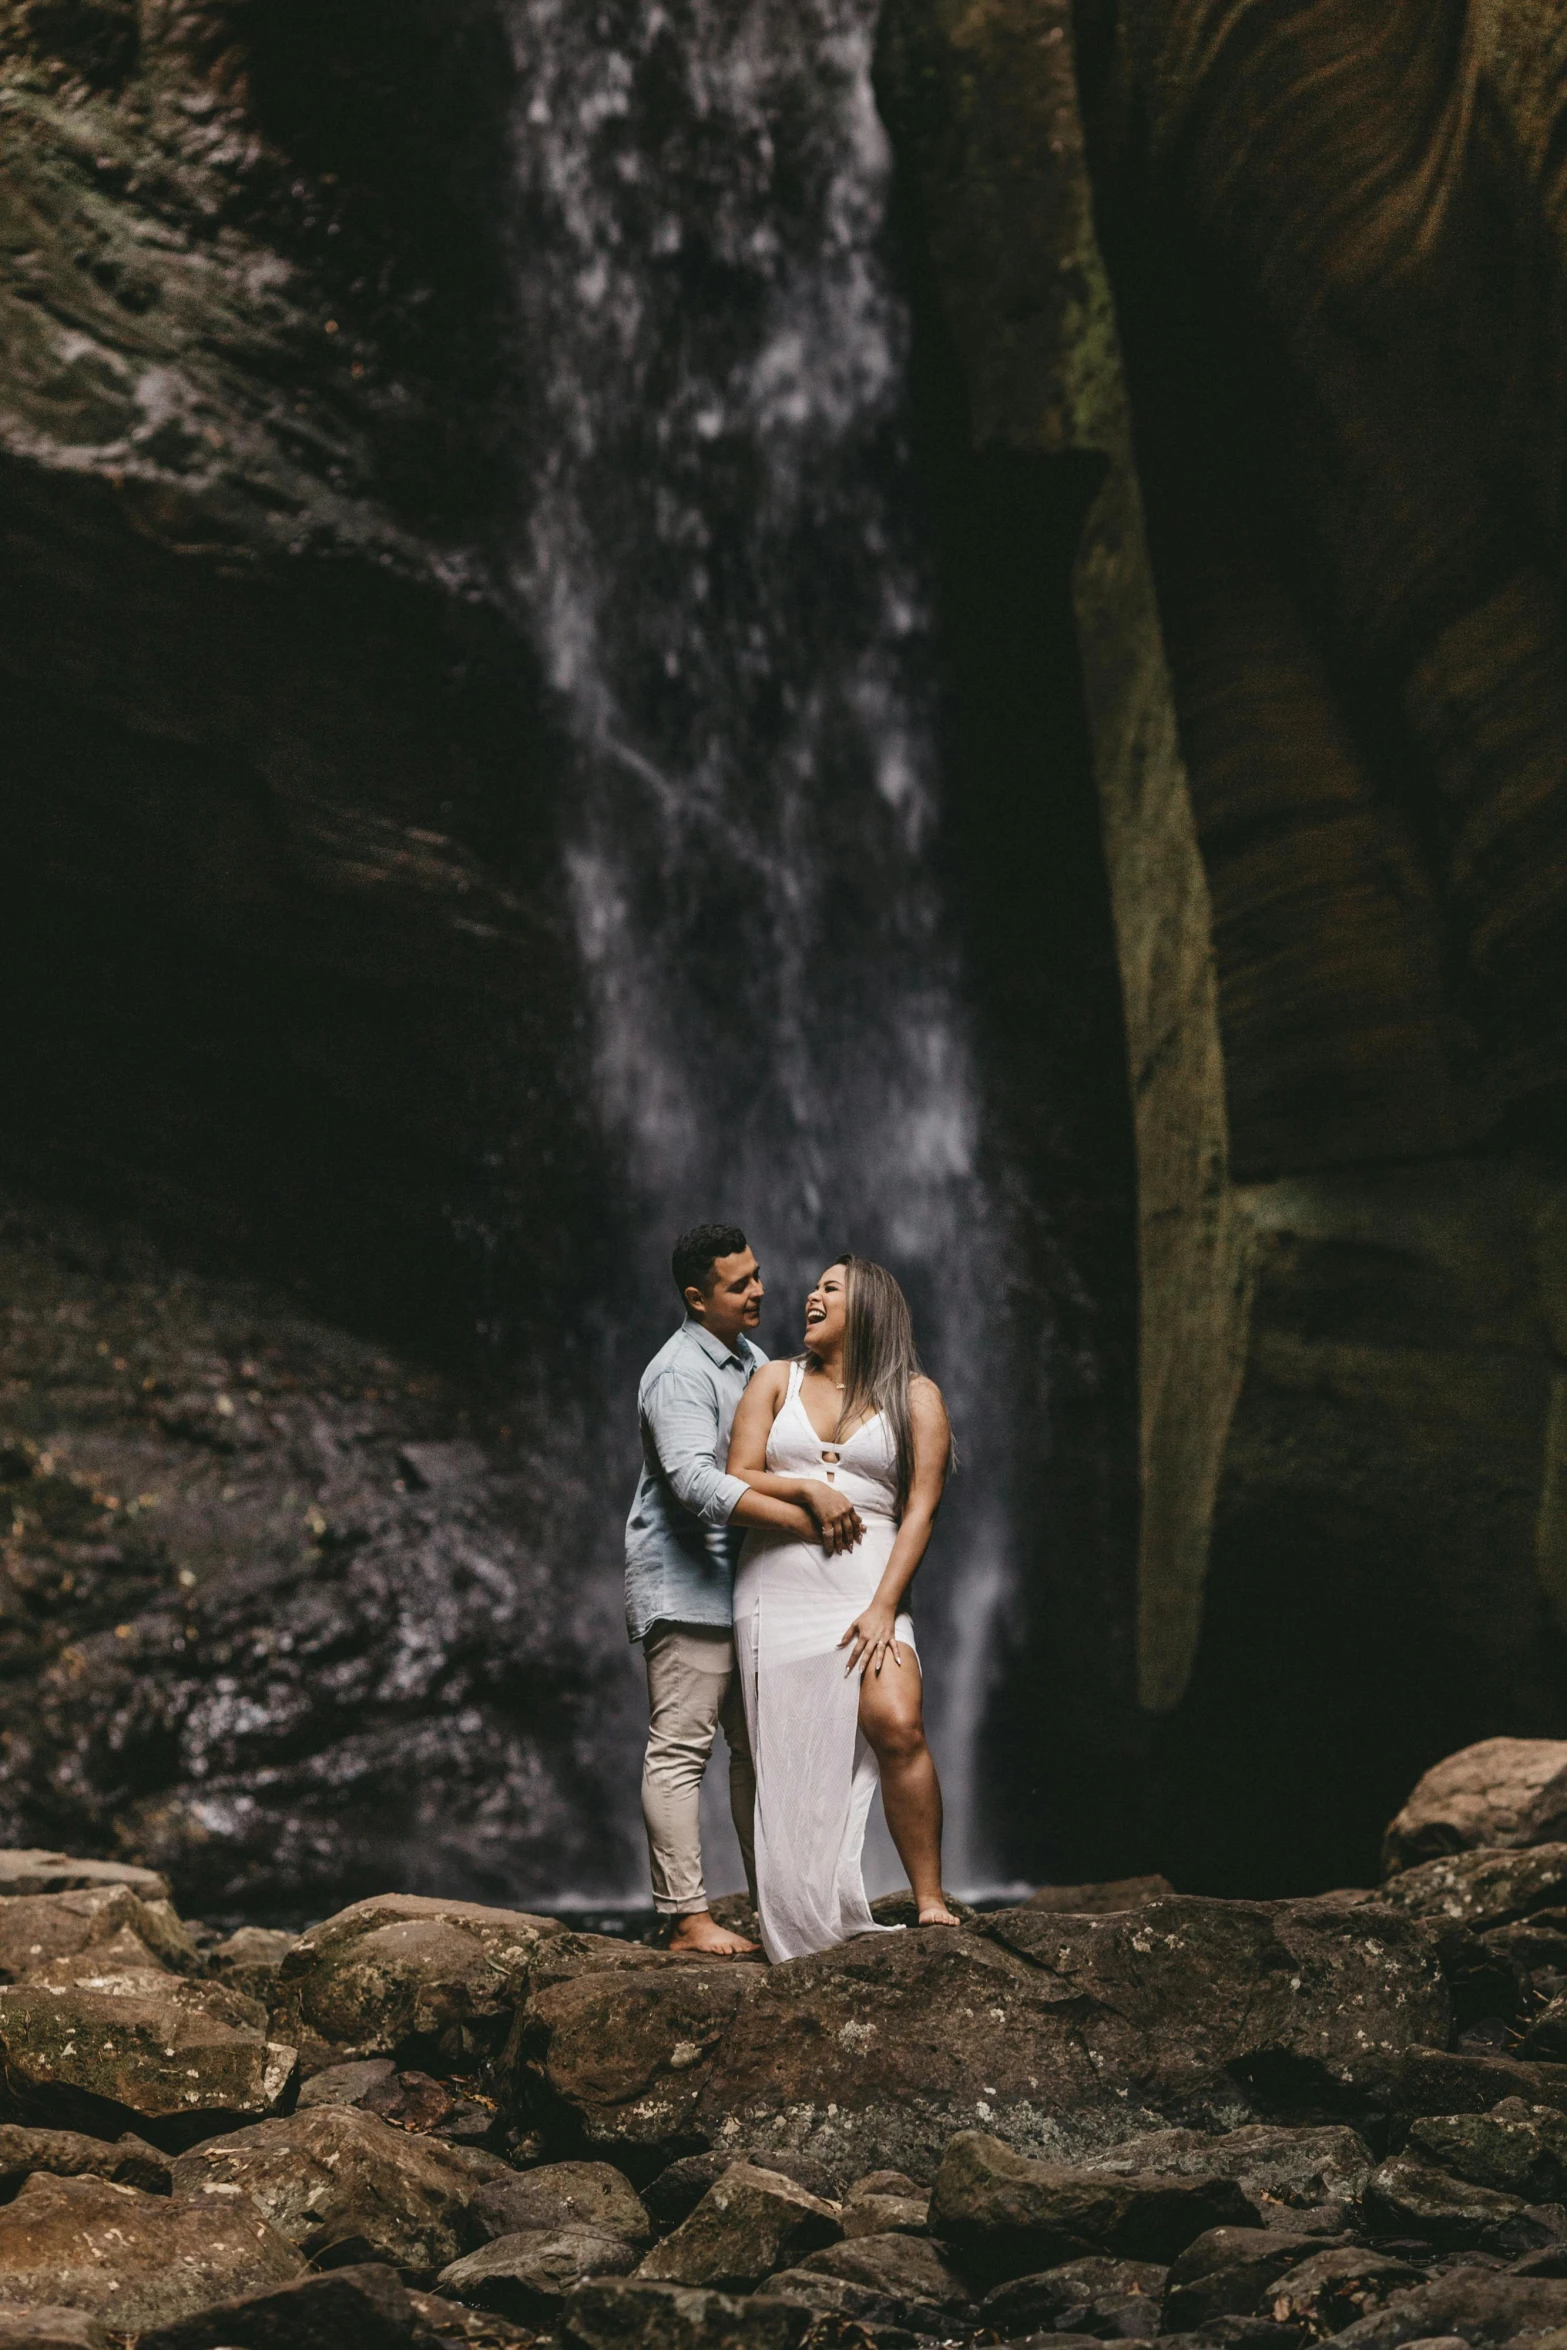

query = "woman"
[{"left": 725, "top": 1254, "right": 960, "bottom": 1962}]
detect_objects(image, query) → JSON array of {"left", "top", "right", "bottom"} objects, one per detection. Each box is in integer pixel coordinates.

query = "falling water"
[{"left": 503, "top": 0, "right": 1014, "bottom": 1887}]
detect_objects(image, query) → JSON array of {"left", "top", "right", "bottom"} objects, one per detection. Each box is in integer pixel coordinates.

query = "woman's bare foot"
[
  {"left": 916, "top": 1898, "right": 961, "bottom": 1927},
  {"left": 667, "top": 1910, "right": 760, "bottom": 1958}
]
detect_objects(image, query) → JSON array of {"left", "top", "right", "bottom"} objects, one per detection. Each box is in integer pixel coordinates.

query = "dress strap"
[{"left": 785, "top": 1356, "right": 806, "bottom": 1405}]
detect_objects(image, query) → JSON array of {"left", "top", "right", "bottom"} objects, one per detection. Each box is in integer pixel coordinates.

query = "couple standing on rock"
[{"left": 625, "top": 1223, "right": 961, "bottom": 1965}]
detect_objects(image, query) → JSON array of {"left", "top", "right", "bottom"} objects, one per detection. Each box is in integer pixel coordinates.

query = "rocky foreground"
[{"left": 7, "top": 1740, "right": 1567, "bottom": 2345}]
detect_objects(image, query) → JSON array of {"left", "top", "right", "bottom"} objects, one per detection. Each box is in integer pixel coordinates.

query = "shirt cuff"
[{"left": 710, "top": 1472, "right": 749, "bottom": 1524}]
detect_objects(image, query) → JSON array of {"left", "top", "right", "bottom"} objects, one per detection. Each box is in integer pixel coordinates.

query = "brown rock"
[
  {"left": 1365, "top": 2049, "right": 1567, "bottom": 2128},
  {"left": 207, "top": 1927, "right": 302, "bottom": 2009},
  {"left": 976, "top": 2254, "right": 1168, "bottom": 2339},
  {"left": 0, "top": 2168, "right": 302, "bottom": 2330},
  {"left": 1027, "top": 1878, "right": 1177, "bottom": 1914},
  {"left": 1267, "top": 2248, "right": 1427, "bottom": 2334},
  {"left": 468, "top": 2161, "right": 652, "bottom": 2251},
  {"left": 562, "top": 2278, "right": 811, "bottom": 2350},
  {"left": 1363, "top": 2155, "right": 1564, "bottom": 2253},
  {"left": 0, "top": 2120, "right": 170, "bottom": 2196},
  {"left": 1407, "top": 2102, "right": 1567, "bottom": 2204},
  {"left": 0, "top": 1885, "right": 197, "bottom": 1982},
  {"left": 133, "top": 2259, "right": 430, "bottom": 2348},
  {"left": 643, "top": 2153, "right": 840, "bottom": 2233},
  {"left": 0, "top": 2311, "right": 109, "bottom": 2348},
  {"left": 406, "top": 2289, "right": 538, "bottom": 2346},
  {"left": 0, "top": 1963, "right": 295, "bottom": 2144},
  {"left": 171, "top": 2105, "right": 505, "bottom": 2276},
  {"left": 1325, "top": 2270, "right": 1567, "bottom": 2349},
  {"left": 438, "top": 2228, "right": 640, "bottom": 2320},
  {"left": 929, "top": 2132, "right": 1255, "bottom": 2283},
  {"left": 1375, "top": 1850, "right": 1567, "bottom": 1935},
  {"left": 295, "top": 2057, "right": 402, "bottom": 2112},
  {"left": 840, "top": 2170, "right": 928, "bottom": 2239},
  {"left": 637, "top": 2162, "right": 840, "bottom": 2290},
  {"left": 1162, "top": 2230, "right": 1321, "bottom": 2330},
  {"left": 1080, "top": 2124, "right": 1371, "bottom": 2231},
  {"left": 274, "top": 1896, "right": 565, "bottom": 2076},
  {"left": 789, "top": 2231, "right": 975, "bottom": 2320},
  {"left": 0, "top": 1852, "right": 168, "bottom": 1902},
  {"left": 1384, "top": 1745, "right": 1567, "bottom": 1876}
]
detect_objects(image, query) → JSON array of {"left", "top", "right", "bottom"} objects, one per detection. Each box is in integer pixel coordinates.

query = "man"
[{"left": 627, "top": 1223, "right": 861, "bottom": 1957}]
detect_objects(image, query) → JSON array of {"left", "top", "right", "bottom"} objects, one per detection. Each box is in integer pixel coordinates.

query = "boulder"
[
  {"left": 929, "top": 2132, "right": 1257, "bottom": 2283},
  {"left": 171, "top": 2105, "right": 504, "bottom": 2276},
  {"left": 1028, "top": 1879, "right": 1178, "bottom": 1914},
  {"left": 1407, "top": 2104, "right": 1567, "bottom": 2204},
  {"left": 406, "top": 2290, "right": 537, "bottom": 2346},
  {"left": 1481, "top": 1922, "right": 1567, "bottom": 2011},
  {"left": 295, "top": 2058, "right": 404, "bottom": 2112},
  {"left": 0, "top": 2312, "right": 109, "bottom": 2348},
  {"left": 841, "top": 2171, "right": 929, "bottom": 2238},
  {"left": 1162, "top": 2231, "right": 1323, "bottom": 2330},
  {"left": 0, "top": 1885, "right": 197, "bottom": 1982},
  {"left": 1384, "top": 1745, "right": 1567, "bottom": 1876},
  {"left": 787, "top": 2231, "right": 975, "bottom": 2322},
  {"left": 1081, "top": 2126, "right": 1372, "bottom": 2231},
  {"left": 1266, "top": 2249, "right": 1427, "bottom": 2335},
  {"left": 561, "top": 2278, "right": 811, "bottom": 2350},
  {"left": 0, "top": 2169, "right": 303, "bottom": 2329},
  {"left": 437, "top": 2230, "right": 642, "bottom": 2321},
  {"left": 543, "top": 1897, "right": 1446, "bottom": 2185},
  {"left": 1375, "top": 1852, "right": 1567, "bottom": 1936},
  {"left": 1523, "top": 2002, "right": 1567, "bottom": 2064},
  {"left": 1362, "top": 2156, "right": 1564, "bottom": 2252},
  {"left": 293, "top": 2058, "right": 485, "bottom": 2141},
  {"left": 0, "top": 2121, "right": 169, "bottom": 2197},
  {"left": 1364, "top": 2050, "right": 1567, "bottom": 2129},
  {"left": 637, "top": 2162, "right": 841, "bottom": 2290},
  {"left": 273, "top": 1896, "right": 565, "bottom": 2076},
  {"left": 0, "top": 1853, "right": 168, "bottom": 1902},
  {"left": 643, "top": 2152, "right": 840, "bottom": 2231},
  {"left": 976, "top": 2254, "right": 1168, "bottom": 2338},
  {"left": 468, "top": 2161, "right": 652, "bottom": 2252},
  {"left": 1326, "top": 2271, "right": 1567, "bottom": 2348},
  {"left": 133, "top": 2260, "right": 430, "bottom": 2348},
  {"left": 207, "top": 1929, "right": 302, "bottom": 2010},
  {"left": 0, "top": 1964, "right": 295, "bottom": 2145},
  {"left": 761, "top": 2264, "right": 931, "bottom": 2339}
]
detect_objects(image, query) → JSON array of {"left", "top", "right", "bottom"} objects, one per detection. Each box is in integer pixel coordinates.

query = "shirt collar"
[{"left": 685, "top": 1317, "right": 748, "bottom": 1371}]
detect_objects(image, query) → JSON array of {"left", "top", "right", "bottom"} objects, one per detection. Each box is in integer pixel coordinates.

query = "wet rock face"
[{"left": 0, "top": 1202, "right": 640, "bottom": 1917}]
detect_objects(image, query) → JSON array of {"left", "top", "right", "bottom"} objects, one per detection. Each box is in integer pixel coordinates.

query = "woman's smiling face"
[{"left": 803, "top": 1263, "right": 849, "bottom": 1353}]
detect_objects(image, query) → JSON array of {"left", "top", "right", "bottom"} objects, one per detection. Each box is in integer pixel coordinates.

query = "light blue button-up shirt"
[{"left": 624, "top": 1319, "right": 768, "bottom": 1644}]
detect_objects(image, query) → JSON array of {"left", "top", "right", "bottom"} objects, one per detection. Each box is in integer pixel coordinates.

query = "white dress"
[{"left": 733, "top": 1358, "right": 917, "bottom": 1964}]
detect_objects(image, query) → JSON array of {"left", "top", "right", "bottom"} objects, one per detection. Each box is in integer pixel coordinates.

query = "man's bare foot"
[
  {"left": 667, "top": 1910, "right": 760, "bottom": 1958},
  {"left": 916, "top": 1898, "right": 961, "bottom": 1927}
]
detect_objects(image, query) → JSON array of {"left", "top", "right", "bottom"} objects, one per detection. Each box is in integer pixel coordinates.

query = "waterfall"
[{"left": 502, "top": 0, "right": 1015, "bottom": 1890}]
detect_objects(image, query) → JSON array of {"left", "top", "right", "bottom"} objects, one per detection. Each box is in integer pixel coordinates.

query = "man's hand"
[{"left": 805, "top": 1482, "right": 864, "bottom": 1553}]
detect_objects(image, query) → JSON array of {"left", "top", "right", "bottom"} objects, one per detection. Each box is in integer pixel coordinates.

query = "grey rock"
[
  {"left": 1364, "top": 2156, "right": 1565, "bottom": 2252},
  {"left": 637, "top": 2162, "right": 840, "bottom": 2290},
  {"left": 1408, "top": 2104, "right": 1567, "bottom": 2205},
  {"left": 1326, "top": 2271, "right": 1567, "bottom": 2348},
  {"left": 1265, "top": 2248, "right": 1427, "bottom": 2335},
  {"left": 437, "top": 2229, "right": 641, "bottom": 2321},
  {"left": 134, "top": 2259, "right": 430, "bottom": 2347},
  {"left": 1082, "top": 2126, "right": 1372, "bottom": 2231},
  {"left": 840, "top": 2172, "right": 929, "bottom": 2238},
  {"left": 295, "top": 2058, "right": 402, "bottom": 2112},
  {"left": 0, "top": 1962, "right": 295, "bottom": 2143},
  {"left": 172, "top": 2105, "right": 506, "bottom": 2276},
  {"left": 790, "top": 2228, "right": 976, "bottom": 2317},
  {"left": 643, "top": 2151, "right": 840, "bottom": 2232},
  {"left": 0, "top": 1852, "right": 169, "bottom": 1902},
  {"left": 0, "top": 2119, "right": 170, "bottom": 2196},
  {"left": 978, "top": 2255, "right": 1168, "bottom": 2338},
  {"left": 1162, "top": 2231, "right": 1321, "bottom": 2330},
  {"left": 562, "top": 2278, "right": 812, "bottom": 2350},
  {"left": 275, "top": 1895, "right": 564, "bottom": 2077},
  {"left": 1383, "top": 1744, "right": 1567, "bottom": 1876},
  {"left": 469, "top": 2163, "right": 652, "bottom": 2251},
  {"left": 208, "top": 1927, "right": 302, "bottom": 2010},
  {"left": 0, "top": 2168, "right": 303, "bottom": 2330},
  {"left": 931, "top": 2132, "right": 1256, "bottom": 2283},
  {"left": 1366, "top": 2051, "right": 1567, "bottom": 2128}
]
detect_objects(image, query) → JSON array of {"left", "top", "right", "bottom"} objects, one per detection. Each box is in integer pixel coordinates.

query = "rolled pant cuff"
[{"left": 652, "top": 1897, "right": 711, "bottom": 1917}]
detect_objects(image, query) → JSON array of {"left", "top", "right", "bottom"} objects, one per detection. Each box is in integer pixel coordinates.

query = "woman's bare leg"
[{"left": 857, "top": 1645, "right": 959, "bottom": 1924}]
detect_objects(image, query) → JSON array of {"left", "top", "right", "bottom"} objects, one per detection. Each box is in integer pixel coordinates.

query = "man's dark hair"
[{"left": 672, "top": 1223, "right": 749, "bottom": 1302}]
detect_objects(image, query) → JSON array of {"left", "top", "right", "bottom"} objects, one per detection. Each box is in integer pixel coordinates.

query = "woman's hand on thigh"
[{"left": 840, "top": 1598, "right": 902, "bottom": 1677}]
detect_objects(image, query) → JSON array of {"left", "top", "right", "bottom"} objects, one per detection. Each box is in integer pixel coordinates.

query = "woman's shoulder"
[
  {"left": 909, "top": 1373, "right": 949, "bottom": 1424},
  {"left": 747, "top": 1357, "right": 794, "bottom": 1399}
]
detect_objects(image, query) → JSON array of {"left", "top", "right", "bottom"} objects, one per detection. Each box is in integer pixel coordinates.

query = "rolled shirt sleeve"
[{"left": 642, "top": 1369, "right": 748, "bottom": 1525}]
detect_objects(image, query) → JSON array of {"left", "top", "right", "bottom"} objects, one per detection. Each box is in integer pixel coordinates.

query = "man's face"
[{"left": 688, "top": 1248, "right": 764, "bottom": 1347}]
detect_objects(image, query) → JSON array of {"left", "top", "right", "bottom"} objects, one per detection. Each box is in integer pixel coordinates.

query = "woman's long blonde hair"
[{"left": 826, "top": 1253, "right": 926, "bottom": 1515}]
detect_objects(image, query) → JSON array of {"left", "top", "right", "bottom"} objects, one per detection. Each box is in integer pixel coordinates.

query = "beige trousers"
[{"left": 641, "top": 1621, "right": 757, "bottom": 1916}]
